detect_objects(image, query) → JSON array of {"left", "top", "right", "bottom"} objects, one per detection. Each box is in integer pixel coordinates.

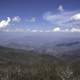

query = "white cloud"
[
  {"left": 60, "top": 28, "right": 69, "bottom": 32},
  {"left": 0, "top": 17, "right": 11, "bottom": 28},
  {"left": 52, "top": 27, "right": 80, "bottom": 32},
  {"left": 43, "top": 5, "right": 80, "bottom": 29},
  {"left": 12, "top": 16, "right": 21, "bottom": 22},
  {"left": 43, "top": 10, "right": 80, "bottom": 28},
  {"left": 70, "top": 28, "right": 80, "bottom": 32},
  {"left": 58, "top": 5, "right": 64, "bottom": 12},
  {"left": 26, "top": 17, "right": 36, "bottom": 22},
  {"left": 1, "top": 28, "right": 80, "bottom": 33},
  {"left": 71, "top": 13, "right": 80, "bottom": 21},
  {"left": 43, "top": 12, "right": 56, "bottom": 21},
  {"left": 52, "top": 27, "right": 61, "bottom": 32},
  {"left": 31, "top": 30, "right": 38, "bottom": 32},
  {"left": 43, "top": 11, "right": 72, "bottom": 24},
  {"left": 30, "top": 30, "right": 43, "bottom": 32}
]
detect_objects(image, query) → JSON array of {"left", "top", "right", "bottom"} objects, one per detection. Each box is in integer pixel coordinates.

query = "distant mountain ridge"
[{"left": 56, "top": 41, "right": 80, "bottom": 47}]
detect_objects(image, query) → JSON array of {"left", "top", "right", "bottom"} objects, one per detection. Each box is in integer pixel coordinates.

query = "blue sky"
[{"left": 0, "top": 0, "right": 80, "bottom": 32}]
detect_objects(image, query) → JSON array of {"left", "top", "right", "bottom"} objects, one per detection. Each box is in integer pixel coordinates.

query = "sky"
[{"left": 0, "top": 0, "right": 80, "bottom": 32}]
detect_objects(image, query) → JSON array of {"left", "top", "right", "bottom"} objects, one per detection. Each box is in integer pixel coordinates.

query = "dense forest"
[{"left": 0, "top": 46, "right": 80, "bottom": 80}]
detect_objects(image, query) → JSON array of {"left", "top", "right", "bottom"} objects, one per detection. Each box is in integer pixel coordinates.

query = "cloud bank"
[{"left": 1, "top": 27, "right": 80, "bottom": 33}]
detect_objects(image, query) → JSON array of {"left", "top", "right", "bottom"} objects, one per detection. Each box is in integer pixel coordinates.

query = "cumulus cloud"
[
  {"left": 43, "top": 4, "right": 80, "bottom": 29},
  {"left": 70, "top": 28, "right": 80, "bottom": 32},
  {"left": 58, "top": 5, "right": 64, "bottom": 12},
  {"left": 12, "top": 16, "right": 21, "bottom": 22},
  {"left": 52, "top": 27, "right": 80, "bottom": 32},
  {"left": 43, "top": 9, "right": 80, "bottom": 28},
  {"left": 71, "top": 13, "right": 80, "bottom": 21},
  {"left": 0, "top": 17, "right": 11, "bottom": 28},
  {"left": 26, "top": 17, "right": 36, "bottom": 22},
  {"left": 52, "top": 27, "right": 61, "bottom": 32}
]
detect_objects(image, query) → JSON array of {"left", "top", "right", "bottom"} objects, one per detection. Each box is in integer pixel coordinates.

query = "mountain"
[
  {"left": 0, "top": 46, "right": 58, "bottom": 64},
  {"left": 0, "top": 32, "right": 80, "bottom": 57},
  {"left": 0, "top": 46, "right": 80, "bottom": 80},
  {"left": 56, "top": 41, "right": 80, "bottom": 47}
]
